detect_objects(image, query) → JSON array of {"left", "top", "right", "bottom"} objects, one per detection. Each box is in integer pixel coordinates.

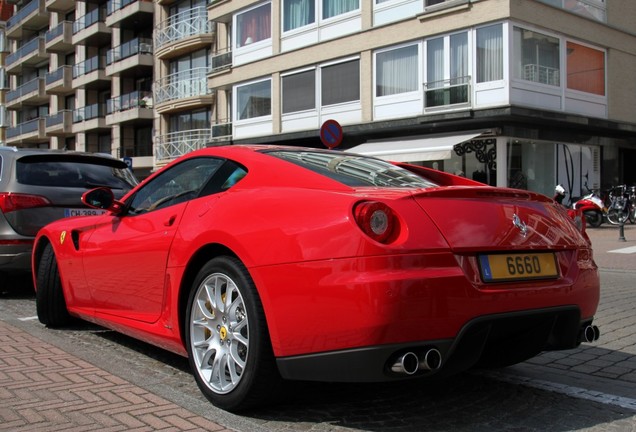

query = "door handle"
[{"left": 164, "top": 215, "right": 177, "bottom": 226}]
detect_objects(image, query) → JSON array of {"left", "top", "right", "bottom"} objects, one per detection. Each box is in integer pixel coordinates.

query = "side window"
[{"left": 128, "top": 157, "right": 224, "bottom": 214}]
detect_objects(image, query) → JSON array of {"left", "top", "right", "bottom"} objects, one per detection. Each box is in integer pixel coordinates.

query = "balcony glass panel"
[
  {"left": 211, "top": 48, "right": 232, "bottom": 72},
  {"left": 7, "top": 118, "right": 41, "bottom": 139},
  {"left": 73, "top": 56, "right": 106, "bottom": 78},
  {"left": 6, "top": 77, "right": 42, "bottom": 102},
  {"left": 73, "top": 103, "right": 106, "bottom": 122},
  {"left": 6, "top": 37, "right": 43, "bottom": 66},
  {"left": 74, "top": 7, "right": 107, "bottom": 33},
  {"left": 107, "top": 38, "right": 153, "bottom": 64},
  {"left": 7, "top": 0, "right": 38, "bottom": 30},
  {"left": 424, "top": 76, "right": 470, "bottom": 108},
  {"left": 107, "top": 90, "right": 153, "bottom": 113}
]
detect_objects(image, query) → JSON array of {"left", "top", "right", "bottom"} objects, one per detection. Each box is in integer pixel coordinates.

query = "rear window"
[
  {"left": 16, "top": 158, "right": 138, "bottom": 190},
  {"left": 266, "top": 150, "right": 438, "bottom": 188}
]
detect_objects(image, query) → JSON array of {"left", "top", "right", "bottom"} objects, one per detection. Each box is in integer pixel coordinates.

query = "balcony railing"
[
  {"left": 210, "top": 120, "right": 232, "bottom": 141},
  {"left": 73, "top": 56, "right": 107, "bottom": 78},
  {"left": 46, "top": 65, "right": 71, "bottom": 85},
  {"left": 523, "top": 64, "right": 560, "bottom": 86},
  {"left": 7, "top": 0, "right": 38, "bottom": 30},
  {"left": 107, "top": 38, "right": 153, "bottom": 64},
  {"left": 7, "top": 118, "right": 42, "bottom": 139},
  {"left": 424, "top": 76, "right": 471, "bottom": 109},
  {"left": 73, "top": 103, "right": 106, "bottom": 122},
  {"left": 536, "top": 0, "right": 606, "bottom": 22},
  {"left": 155, "top": 128, "right": 211, "bottom": 161},
  {"left": 6, "top": 37, "right": 44, "bottom": 67},
  {"left": 46, "top": 21, "right": 68, "bottom": 42},
  {"left": 211, "top": 48, "right": 232, "bottom": 73},
  {"left": 107, "top": 90, "right": 153, "bottom": 113},
  {"left": 6, "top": 77, "right": 44, "bottom": 102},
  {"left": 107, "top": 0, "right": 146, "bottom": 15},
  {"left": 74, "top": 7, "right": 107, "bottom": 33},
  {"left": 154, "top": 6, "right": 212, "bottom": 50},
  {"left": 154, "top": 67, "right": 211, "bottom": 104}
]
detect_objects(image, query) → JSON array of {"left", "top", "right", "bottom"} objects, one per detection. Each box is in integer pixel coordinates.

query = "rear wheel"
[
  {"left": 185, "top": 256, "right": 281, "bottom": 412},
  {"left": 607, "top": 209, "right": 628, "bottom": 225},
  {"left": 583, "top": 210, "right": 602, "bottom": 228},
  {"left": 36, "top": 243, "right": 72, "bottom": 327}
]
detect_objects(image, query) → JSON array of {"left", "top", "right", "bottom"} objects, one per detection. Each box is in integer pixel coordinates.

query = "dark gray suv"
[{"left": 0, "top": 147, "right": 138, "bottom": 288}]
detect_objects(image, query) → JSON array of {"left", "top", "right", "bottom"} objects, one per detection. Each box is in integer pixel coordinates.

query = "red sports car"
[{"left": 32, "top": 145, "right": 600, "bottom": 412}]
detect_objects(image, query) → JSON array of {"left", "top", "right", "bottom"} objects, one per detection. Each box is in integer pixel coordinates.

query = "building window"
[
  {"left": 283, "top": 0, "right": 315, "bottom": 32},
  {"left": 237, "top": 3, "right": 271, "bottom": 47},
  {"left": 566, "top": 42, "right": 605, "bottom": 96},
  {"left": 237, "top": 79, "right": 271, "bottom": 120},
  {"left": 425, "top": 32, "right": 468, "bottom": 107},
  {"left": 282, "top": 70, "right": 316, "bottom": 113},
  {"left": 321, "top": 59, "right": 360, "bottom": 106},
  {"left": 476, "top": 24, "right": 503, "bottom": 83},
  {"left": 513, "top": 27, "right": 560, "bottom": 86},
  {"left": 376, "top": 45, "right": 418, "bottom": 97},
  {"left": 323, "top": 0, "right": 359, "bottom": 20}
]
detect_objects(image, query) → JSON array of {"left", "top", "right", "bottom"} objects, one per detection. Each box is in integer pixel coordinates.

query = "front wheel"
[
  {"left": 185, "top": 256, "right": 281, "bottom": 412},
  {"left": 583, "top": 210, "right": 603, "bottom": 228},
  {"left": 35, "top": 243, "right": 72, "bottom": 327},
  {"left": 607, "top": 209, "right": 629, "bottom": 225}
]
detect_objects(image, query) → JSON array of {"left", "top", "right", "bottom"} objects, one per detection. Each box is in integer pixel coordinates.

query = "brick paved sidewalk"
[
  {"left": 0, "top": 320, "right": 232, "bottom": 432},
  {"left": 585, "top": 223, "right": 636, "bottom": 271}
]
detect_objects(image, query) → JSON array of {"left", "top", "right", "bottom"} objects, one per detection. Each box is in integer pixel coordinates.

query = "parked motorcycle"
[
  {"left": 572, "top": 189, "right": 605, "bottom": 228},
  {"left": 606, "top": 185, "right": 633, "bottom": 225}
]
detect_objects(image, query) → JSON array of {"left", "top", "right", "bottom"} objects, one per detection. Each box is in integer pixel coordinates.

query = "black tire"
[
  {"left": 583, "top": 210, "right": 602, "bottom": 228},
  {"left": 35, "top": 243, "right": 72, "bottom": 327},
  {"left": 185, "top": 256, "right": 281, "bottom": 412}
]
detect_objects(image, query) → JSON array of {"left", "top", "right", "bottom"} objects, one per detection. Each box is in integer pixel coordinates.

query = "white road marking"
[
  {"left": 608, "top": 246, "right": 636, "bottom": 254},
  {"left": 18, "top": 316, "right": 38, "bottom": 321},
  {"left": 484, "top": 371, "right": 636, "bottom": 411}
]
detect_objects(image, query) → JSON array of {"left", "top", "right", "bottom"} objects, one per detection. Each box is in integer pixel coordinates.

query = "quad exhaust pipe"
[
  {"left": 391, "top": 348, "right": 442, "bottom": 375},
  {"left": 582, "top": 325, "right": 600, "bottom": 343}
]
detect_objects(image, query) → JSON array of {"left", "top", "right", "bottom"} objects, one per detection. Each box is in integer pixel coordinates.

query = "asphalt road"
[{"left": 1, "top": 224, "right": 635, "bottom": 431}]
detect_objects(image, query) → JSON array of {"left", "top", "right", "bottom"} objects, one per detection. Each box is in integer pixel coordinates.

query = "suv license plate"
[{"left": 64, "top": 208, "right": 107, "bottom": 217}]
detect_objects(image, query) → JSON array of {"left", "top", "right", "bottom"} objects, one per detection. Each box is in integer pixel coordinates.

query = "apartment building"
[
  {"left": 207, "top": 0, "right": 636, "bottom": 200},
  {"left": 1, "top": 0, "right": 634, "bottom": 199}
]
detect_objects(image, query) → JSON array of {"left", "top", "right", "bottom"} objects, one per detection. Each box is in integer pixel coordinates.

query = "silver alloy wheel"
[{"left": 190, "top": 273, "right": 249, "bottom": 394}]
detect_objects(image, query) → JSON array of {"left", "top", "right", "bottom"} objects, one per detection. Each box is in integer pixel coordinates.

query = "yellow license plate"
[{"left": 478, "top": 252, "right": 558, "bottom": 282}]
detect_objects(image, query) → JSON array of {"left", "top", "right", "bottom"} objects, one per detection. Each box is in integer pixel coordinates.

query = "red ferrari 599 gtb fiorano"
[{"left": 32, "top": 145, "right": 600, "bottom": 412}]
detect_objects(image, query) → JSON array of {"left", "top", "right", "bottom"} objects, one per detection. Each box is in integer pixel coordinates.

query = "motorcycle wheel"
[
  {"left": 607, "top": 209, "right": 628, "bottom": 225},
  {"left": 583, "top": 210, "right": 603, "bottom": 228},
  {"left": 630, "top": 207, "right": 635, "bottom": 224}
]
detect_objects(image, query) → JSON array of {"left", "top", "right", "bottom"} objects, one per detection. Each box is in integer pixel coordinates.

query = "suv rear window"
[
  {"left": 16, "top": 157, "right": 138, "bottom": 190},
  {"left": 266, "top": 150, "right": 438, "bottom": 188}
]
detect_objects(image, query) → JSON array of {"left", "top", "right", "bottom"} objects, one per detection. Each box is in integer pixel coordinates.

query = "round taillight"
[{"left": 354, "top": 201, "right": 397, "bottom": 244}]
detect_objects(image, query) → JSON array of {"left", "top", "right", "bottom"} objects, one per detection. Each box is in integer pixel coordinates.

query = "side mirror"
[{"left": 82, "top": 187, "right": 124, "bottom": 214}]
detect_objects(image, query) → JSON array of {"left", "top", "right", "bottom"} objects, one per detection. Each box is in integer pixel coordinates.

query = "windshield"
[
  {"left": 16, "top": 159, "right": 138, "bottom": 190},
  {"left": 266, "top": 150, "right": 438, "bottom": 188}
]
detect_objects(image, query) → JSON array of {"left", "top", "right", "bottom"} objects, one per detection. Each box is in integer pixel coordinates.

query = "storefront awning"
[{"left": 348, "top": 131, "right": 487, "bottom": 162}]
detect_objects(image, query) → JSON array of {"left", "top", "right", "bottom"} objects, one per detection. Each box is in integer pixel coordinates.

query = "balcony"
[
  {"left": 6, "top": 118, "right": 48, "bottom": 145},
  {"left": 46, "top": 65, "right": 73, "bottom": 94},
  {"left": 154, "top": 6, "right": 213, "bottom": 60},
  {"left": 45, "top": 21, "right": 73, "bottom": 53},
  {"left": 46, "top": 110, "right": 73, "bottom": 136},
  {"left": 5, "top": 37, "right": 47, "bottom": 74},
  {"left": 73, "top": 7, "right": 111, "bottom": 46},
  {"left": 6, "top": 77, "right": 47, "bottom": 108},
  {"left": 106, "top": 90, "right": 154, "bottom": 125},
  {"left": 209, "top": 120, "right": 232, "bottom": 142},
  {"left": 72, "top": 103, "right": 108, "bottom": 132},
  {"left": 210, "top": 48, "right": 232, "bottom": 74},
  {"left": 46, "top": 0, "right": 74, "bottom": 13},
  {"left": 73, "top": 56, "right": 110, "bottom": 90},
  {"left": 536, "top": 0, "right": 606, "bottom": 22},
  {"left": 105, "top": 38, "right": 153, "bottom": 76},
  {"left": 423, "top": 76, "right": 471, "bottom": 111},
  {"left": 6, "top": 0, "right": 49, "bottom": 40},
  {"left": 106, "top": 0, "right": 153, "bottom": 27},
  {"left": 523, "top": 64, "right": 560, "bottom": 87},
  {"left": 154, "top": 67, "right": 214, "bottom": 112},
  {"left": 155, "top": 128, "right": 211, "bottom": 162}
]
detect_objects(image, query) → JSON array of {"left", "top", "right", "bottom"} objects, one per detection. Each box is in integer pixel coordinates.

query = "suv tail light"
[
  {"left": 0, "top": 193, "right": 51, "bottom": 213},
  {"left": 353, "top": 201, "right": 399, "bottom": 244}
]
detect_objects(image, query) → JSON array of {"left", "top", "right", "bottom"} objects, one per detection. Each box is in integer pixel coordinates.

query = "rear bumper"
[
  {"left": 276, "top": 306, "right": 591, "bottom": 382},
  {"left": 0, "top": 246, "right": 33, "bottom": 273},
  {"left": 253, "top": 250, "right": 599, "bottom": 358}
]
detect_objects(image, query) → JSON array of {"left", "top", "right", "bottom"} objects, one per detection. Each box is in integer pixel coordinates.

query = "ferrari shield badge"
[
  {"left": 512, "top": 214, "right": 528, "bottom": 237},
  {"left": 60, "top": 231, "right": 67, "bottom": 245}
]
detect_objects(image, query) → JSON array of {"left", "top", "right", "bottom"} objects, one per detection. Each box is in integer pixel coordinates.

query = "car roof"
[{"left": 0, "top": 146, "right": 119, "bottom": 160}]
